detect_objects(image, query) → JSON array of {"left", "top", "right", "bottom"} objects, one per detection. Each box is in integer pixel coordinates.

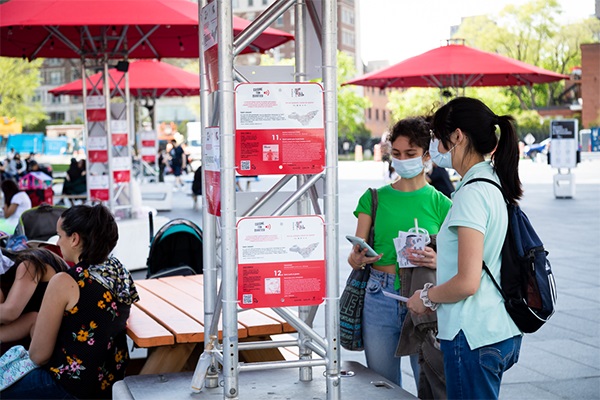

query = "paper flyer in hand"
[{"left": 394, "top": 231, "right": 426, "bottom": 268}]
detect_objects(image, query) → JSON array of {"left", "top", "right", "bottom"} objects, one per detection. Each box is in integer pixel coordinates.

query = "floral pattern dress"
[{"left": 44, "top": 257, "right": 139, "bottom": 399}]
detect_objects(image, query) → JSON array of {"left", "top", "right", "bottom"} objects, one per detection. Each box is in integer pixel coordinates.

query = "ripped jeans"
[{"left": 362, "top": 268, "right": 419, "bottom": 388}]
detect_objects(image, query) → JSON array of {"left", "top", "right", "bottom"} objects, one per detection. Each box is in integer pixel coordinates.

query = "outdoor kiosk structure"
[{"left": 196, "top": 0, "right": 343, "bottom": 399}]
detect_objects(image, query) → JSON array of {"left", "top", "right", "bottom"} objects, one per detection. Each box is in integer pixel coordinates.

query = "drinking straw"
[{"left": 414, "top": 218, "right": 419, "bottom": 235}]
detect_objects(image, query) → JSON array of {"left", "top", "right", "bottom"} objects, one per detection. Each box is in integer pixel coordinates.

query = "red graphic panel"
[
  {"left": 90, "top": 189, "right": 109, "bottom": 201},
  {"left": 112, "top": 133, "right": 128, "bottom": 146},
  {"left": 238, "top": 260, "right": 325, "bottom": 308},
  {"left": 86, "top": 109, "right": 106, "bottom": 122},
  {"left": 205, "top": 170, "right": 221, "bottom": 216},
  {"left": 113, "top": 170, "right": 131, "bottom": 183},
  {"left": 141, "top": 140, "right": 155, "bottom": 147},
  {"left": 88, "top": 150, "right": 108, "bottom": 163},
  {"left": 235, "top": 128, "right": 325, "bottom": 175},
  {"left": 142, "top": 155, "right": 156, "bottom": 163}
]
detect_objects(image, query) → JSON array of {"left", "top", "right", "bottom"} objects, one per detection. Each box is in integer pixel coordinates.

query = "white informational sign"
[
  {"left": 88, "top": 175, "right": 109, "bottom": 190},
  {"left": 237, "top": 215, "right": 326, "bottom": 309},
  {"left": 550, "top": 119, "right": 578, "bottom": 169},
  {"left": 87, "top": 136, "right": 108, "bottom": 151},
  {"left": 234, "top": 82, "right": 325, "bottom": 176},
  {"left": 110, "top": 120, "right": 128, "bottom": 134},
  {"left": 86, "top": 95, "right": 106, "bottom": 110},
  {"left": 112, "top": 156, "right": 132, "bottom": 171},
  {"left": 235, "top": 83, "right": 325, "bottom": 130},
  {"left": 201, "top": 2, "right": 217, "bottom": 51},
  {"left": 204, "top": 127, "right": 220, "bottom": 216}
]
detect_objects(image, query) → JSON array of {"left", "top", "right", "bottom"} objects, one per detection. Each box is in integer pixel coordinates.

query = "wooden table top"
[{"left": 127, "top": 275, "right": 295, "bottom": 348}]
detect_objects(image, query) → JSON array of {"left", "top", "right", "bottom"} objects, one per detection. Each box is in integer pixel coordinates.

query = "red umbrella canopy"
[
  {"left": 345, "top": 44, "right": 569, "bottom": 89},
  {"left": 49, "top": 59, "right": 200, "bottom": 98},
  {"left": 0, "top": 0, "right": 294, "bottom": 59}
]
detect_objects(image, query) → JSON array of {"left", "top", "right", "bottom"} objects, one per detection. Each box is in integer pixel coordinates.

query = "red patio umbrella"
[
  {"left": 344, "top": 44, "right": 568, "bottom": 89},
  {"left": 49, "top": 59, "right": 200, "bottom": 98},
  {"left": 0, "top": 0, "right": 294, "bottom": 59}
]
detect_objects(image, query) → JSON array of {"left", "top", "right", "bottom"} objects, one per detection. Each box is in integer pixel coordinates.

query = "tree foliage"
[
  {"left": 337, "top": 51, "right": 371, "bottom": 141},
  {"left": 0, "top": 57, "right": 46, "bottom": 128},
  {"left": 389, "top": 0, "right": 599, "bottom": 138}
]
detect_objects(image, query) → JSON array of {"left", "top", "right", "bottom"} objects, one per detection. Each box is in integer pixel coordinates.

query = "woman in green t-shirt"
[{"left": 348, "top": 117, "right": 452, "bottom": 391}]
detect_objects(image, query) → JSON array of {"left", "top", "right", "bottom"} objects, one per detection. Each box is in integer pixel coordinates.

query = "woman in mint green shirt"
[
  {"left": 349, "top": 117, "right": 451, "bottom": 390},
  {"left": 407, "top": 97, "right": 523, "bottom": 400}
]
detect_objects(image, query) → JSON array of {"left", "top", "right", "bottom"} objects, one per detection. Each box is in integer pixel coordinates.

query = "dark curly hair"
[
  {"left": 387, "top": 116, "right": 431, "bottom": 153},
  {"left": 59, "top": 204, "right": 118, "bottom": 265}
]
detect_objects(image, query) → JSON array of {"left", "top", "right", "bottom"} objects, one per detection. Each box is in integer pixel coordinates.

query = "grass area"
[{"left": 51, "top": 164, "right": 69, "bottom": 173}]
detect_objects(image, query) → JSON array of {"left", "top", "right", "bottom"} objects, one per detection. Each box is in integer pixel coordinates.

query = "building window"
[
  {"left": 375, "top": 109, "right": 379, "bottom": 121},
  {"left": 276, "top": 15, "right": 284, "bottom": 27},
  {"left": 262, "top": 0, "right": 268, "bottom": 4},
  {"left": 367, "top": 108, "right": 372, "bottom": 120},
  {"left": 47, "top": 58, "right": 62, "bottom": 66},
  {"left": 382, "top": 110, "right": 386, "bottom": 122},
  {"left": 49, "top": 71, "right": 63, "bottom": 85},
  {"left": 341, "top": 29, "right": 355, "bottom": 47},
  {"left": 248, "top": 0, "right": 253, "bottom": 6},
  {"left": 341, "top": 8, "right": 354, "bottom": 25}
]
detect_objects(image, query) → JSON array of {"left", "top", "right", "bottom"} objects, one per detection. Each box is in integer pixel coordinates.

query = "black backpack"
[{"left": 465, "top": 178, "right": 557, "bottom": 333}]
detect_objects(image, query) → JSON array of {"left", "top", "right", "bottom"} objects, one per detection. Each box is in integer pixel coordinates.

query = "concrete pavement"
[{"left": 138, "top": 158, "right": 600, "bottom": 399}]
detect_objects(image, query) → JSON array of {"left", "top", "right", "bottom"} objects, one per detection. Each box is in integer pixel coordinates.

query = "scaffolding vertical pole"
[
  {"left": 104, "top": 59, "right": 115, "bottom": 212},
  {"left": 198, "top": 0, "right": 219, "bottom": 390},
  {"left": 322, "top": 0, "right": 340, "bottom": 398},
  {"left": 219, "top": 0, "right": 239, "bottom": 398},
  {"left": 294, "top": 0, "right": 313, "bottom": 384}
]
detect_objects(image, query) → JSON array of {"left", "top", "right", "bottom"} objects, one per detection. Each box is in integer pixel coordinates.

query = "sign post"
[{"left": 550, "top": 119, "right": 578, "bottom": 199}]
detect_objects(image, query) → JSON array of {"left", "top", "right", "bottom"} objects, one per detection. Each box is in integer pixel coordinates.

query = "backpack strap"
[{"left": 463, "top": 178, "right": 509, "bottom": 302}]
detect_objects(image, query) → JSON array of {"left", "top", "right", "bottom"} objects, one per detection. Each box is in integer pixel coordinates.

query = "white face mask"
[
  {"left": 391, "top": 155, "right": 424, "bottom": 179},
  {"left": 429, "top": 139, "right": 456, "bottom": 169}
]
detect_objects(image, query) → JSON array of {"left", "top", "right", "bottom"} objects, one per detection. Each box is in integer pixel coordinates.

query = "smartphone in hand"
[{"left": 345, "top": 235, "right": 378, "bottom": 257}]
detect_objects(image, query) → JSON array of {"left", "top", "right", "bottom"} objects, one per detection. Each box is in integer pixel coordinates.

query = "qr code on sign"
[
  {"left": 241, "top": 160, "right": 251, "bottom": 170},
  {"left": 242, "top": 294, "right": 253, "bottom": 305}
]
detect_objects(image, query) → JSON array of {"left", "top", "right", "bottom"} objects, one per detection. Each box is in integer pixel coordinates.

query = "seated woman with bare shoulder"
[
  {"left": 0, "top": 248, "right": 68, "bottom": 347},
  {"left": 2, "top": 204, "right": 140, "bottom": 399}
]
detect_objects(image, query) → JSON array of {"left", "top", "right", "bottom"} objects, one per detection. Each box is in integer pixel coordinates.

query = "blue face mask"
[
  {"left": 429, "top": 139, "right": 456, "bottom": 169},
  {"left": 391, "top": 156, "right": 424, "bottom": 179}
]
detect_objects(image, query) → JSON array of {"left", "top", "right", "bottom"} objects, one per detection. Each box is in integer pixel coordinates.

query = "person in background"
[
  {"left": 0, "top": 248, "right": 68, "bottom": 346},
  {"left": 191, "top": 165, "right": 202, "bottom": 210},
  {"left": 62, "top": 158, "right": 86, "bottom": 196},
  {"left": 0, "top": 180, "right": 32, "bottom": 234},
  {"left": 2, "top": 204, "right": 140, "bottom": 399},
  {"left": 407, "top": 97, "right": 523, "bottom": 400},
  {"left": 157, "top": 149, "right": 167, "bottom": 183},
  {"left": 169, "top": 139, "right": 186, "bottom": 188},
  {"left": 426, "top": 163, "right": 455, "bottom": 198},
  {"left": 348, "top": 116, "right": 452, "bottom": 391}
]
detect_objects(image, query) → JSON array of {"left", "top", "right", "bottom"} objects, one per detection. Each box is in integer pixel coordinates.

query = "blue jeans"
[
  {"left": 362, "top": 268, "right": 419, "bottom": 388},
  {"left": 2, "top": 368, "right": 75, "bottom": 399},
  {"left": 440, "top": 330, "right": 522, "bottom": 400}
]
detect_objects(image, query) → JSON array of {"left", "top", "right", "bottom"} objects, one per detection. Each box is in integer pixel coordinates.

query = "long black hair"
[
  {"left": 1, "top": 180, "right": 21, "bottom": 206},
  {"left": 431, "top": 97, "right": 522, "bottom": 204},
  {"left": 14, "top": 247, "right": 69, "bottom": 282},
  {"left": 60, "top": 204, "right": 118, "bottom": 265}
]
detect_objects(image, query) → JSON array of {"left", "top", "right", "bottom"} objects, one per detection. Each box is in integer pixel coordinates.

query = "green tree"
[
  {"left": 453, "top": 0, "right": 600, "bottom": 110},
  {"left": 337, "top": 51, "right": 371, "bottom": 142},
  {"left": 387, "top": 88, "right": 441, "bottom": 122},
  {"left": 0, "top": 57, "right": 46, "bottom": 128}
]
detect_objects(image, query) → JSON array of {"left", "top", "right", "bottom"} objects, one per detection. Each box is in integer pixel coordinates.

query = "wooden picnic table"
[{"left": 127, "top": 275, "right": 296, "bottom": 374}]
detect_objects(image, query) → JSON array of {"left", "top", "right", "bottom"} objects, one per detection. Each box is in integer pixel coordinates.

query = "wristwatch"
[{"left": 420, "top": 282, "right": 439, "bottom": 311}]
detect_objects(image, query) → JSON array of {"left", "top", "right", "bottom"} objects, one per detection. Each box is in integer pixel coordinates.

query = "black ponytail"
[
  {"left": 493, "top": 115, "right": 523, "bottom": 204},
  {"left": 432, "top": 97, "right": 522, "bottom": 204}
]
